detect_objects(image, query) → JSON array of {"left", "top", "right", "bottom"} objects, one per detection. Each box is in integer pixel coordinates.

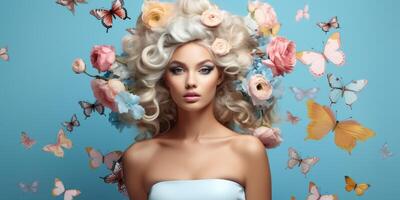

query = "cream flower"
[
  {"left": 141, "top": 1, "right": 174, "bottom": 30},
  {"left": 247, "top": 74, "right": 273, "bottom": 106},
  {"left": 211, "top": 38, "right": 231, "bottom": 56},
  {"left": 72, "top": 58, "right": 86, "bottom": 74},
  {"left": 201, "top": 6, "right": 224, "bottom": 27}
]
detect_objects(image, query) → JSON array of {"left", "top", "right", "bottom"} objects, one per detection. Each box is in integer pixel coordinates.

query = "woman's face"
[{"left": 163, "top": 42, "right": 223, "bottom": 112}]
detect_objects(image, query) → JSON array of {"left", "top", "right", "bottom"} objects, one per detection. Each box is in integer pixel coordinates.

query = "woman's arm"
[
  {"left": 237, "top": 135, "right": 272, "bottom": 200},
  {"left": 123, "top": 142, "right": 149, "bottom": 200}
]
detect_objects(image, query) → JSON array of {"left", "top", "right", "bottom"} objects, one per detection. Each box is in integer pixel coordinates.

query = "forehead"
[{"left": 170, "top": 42, "right": 213, "bottom": 65}]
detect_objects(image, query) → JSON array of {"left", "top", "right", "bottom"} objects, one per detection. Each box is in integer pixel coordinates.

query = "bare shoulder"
[
  {"left": 230, "top": 134, "right": 267, "bottom": 158},
  {"left": 123, "top": 138, "right": 158, "bottom": 167}
]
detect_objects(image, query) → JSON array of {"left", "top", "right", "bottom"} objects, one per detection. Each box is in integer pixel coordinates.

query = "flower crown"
[{"left": 72, "top": 0, "right": 298, "bottom": 149}]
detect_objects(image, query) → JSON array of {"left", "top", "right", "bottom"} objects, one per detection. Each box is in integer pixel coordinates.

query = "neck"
[{"left": 170, "top": 100, "right": 226, "bottom": 142}]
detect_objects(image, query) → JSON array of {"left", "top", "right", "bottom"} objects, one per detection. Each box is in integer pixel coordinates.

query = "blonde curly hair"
[{"left": 120, "top": 0, "right": 277, "bottom": 141}]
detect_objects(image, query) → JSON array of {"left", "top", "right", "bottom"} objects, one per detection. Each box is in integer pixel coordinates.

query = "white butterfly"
[
  {"left": 295, "top": 4, "right": 309, "bottom": 22},
  {"left": 327, "top": 73, "right": 368, "bottom": 108},
  {"left": 287, "top": 147, "right": 319, "bottom": 176},
  {"left": 289, "top": 86, "right": 319, "bottom": 101},
  {"left": 0, "top": 47, "right": 9, "bottom": 61},
  {"left": 380, "top": 142, "right": 393, "bottom": 159},
  {"left": 52, "top": 178, "right": 81, "bottom": 200},
  {"left": 296, "top": 32, "right": 345, "bottom": 77},
  {"left": 18, "top": 181, "right": 39, "bottom": 193},
  {"left": 307, "top": 181, "right": 338, "bottom": 200}
]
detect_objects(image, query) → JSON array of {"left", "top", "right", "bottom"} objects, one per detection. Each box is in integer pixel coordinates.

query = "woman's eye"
[
  {"left": 169, "top": 67, "right": 184, "bottom": 75},
  {"left": 200, "top": 66, "right": 214, "bottom": 74}
]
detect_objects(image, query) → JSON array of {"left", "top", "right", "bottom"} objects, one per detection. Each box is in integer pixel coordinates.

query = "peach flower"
[
  {"left": 91, "top": 79, "right": 126, "bottom": 112},
  {"left": 211, "top": 38, "right": 231, "bottom": 56},
  {"left": 72, "top": 58, "right": 86, "bottom": 74},
  {"left": 248, "top": 1, "right": 280, "bottom": 36},
  {"left": 262, "top": 36, "right": 296, "bottom": 77},
  {"left": 90, "top": 45, "right": 116, "bottom": 72},
  {"left": 141, "top": 1, "right": 174, "bottom": 30},
  {"left": 252, "top": 126, "right": 282, "bottom": 149},
  {"left": 201, "top": 6, "right": 224, "bottom": 27},
  {"left": 247, "top": 74, "right": 273, "bottom": 106}
]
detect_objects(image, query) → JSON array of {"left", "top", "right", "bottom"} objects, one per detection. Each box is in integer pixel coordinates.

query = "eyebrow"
[{"left": 167, "top": 59, "right": 214, "bottom": 68}]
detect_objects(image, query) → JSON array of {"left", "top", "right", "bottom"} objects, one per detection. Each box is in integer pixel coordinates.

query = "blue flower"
[
  {"left": 108, "top": 112, "right": 130, "bottom": 132},
  {"left": 115, "top": 91, "right": 145, "bottom": 120}
]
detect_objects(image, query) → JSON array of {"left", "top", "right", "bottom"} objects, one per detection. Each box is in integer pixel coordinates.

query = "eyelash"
[{"left": 169, "top": 65, "right": 214, "bottom": 75}]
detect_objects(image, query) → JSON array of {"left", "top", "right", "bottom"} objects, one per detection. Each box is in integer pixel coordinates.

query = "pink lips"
[{"left": 183, "top": 92, "right": 200, "bottom": 102}]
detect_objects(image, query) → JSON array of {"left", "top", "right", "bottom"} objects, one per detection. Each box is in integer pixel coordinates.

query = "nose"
[{"left": 185, "top": 71, "right": 197, "bottom": 89}]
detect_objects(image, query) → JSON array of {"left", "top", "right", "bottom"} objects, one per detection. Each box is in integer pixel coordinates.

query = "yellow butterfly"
[
  {"left": 42, "top": 129, "right": 72, "bottom": 158},
  {"left": 306, "top": 99, "right": 375, "bottom": 153},
  {"left": 345, "top": 176, "right": 370, "bottom": 196}
]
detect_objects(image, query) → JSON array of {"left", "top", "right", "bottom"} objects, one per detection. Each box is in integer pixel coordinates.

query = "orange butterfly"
[
  {"left": 306, "top": 99, "right": 375, "bottom": 153},
  {"left": 345, "top": 176, "right": 370, "bottom": 196}
]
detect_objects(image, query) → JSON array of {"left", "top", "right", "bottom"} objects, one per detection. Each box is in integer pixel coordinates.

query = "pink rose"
[
  {"left": 90, "top": 45, "right": 116, "bottom": 72},
  {"left": 201, "top": 6, "right": 224, "bottom": 27},
  {"left": 263, "top": 36, "right": 296, "bottom": 77},
  {"left": 252, "top": 126, "right": 282, "bottom": 149},
  {"left": 211, "top": 38, "right": 231, "bottom": 56},
  {"left": 248, "top": 1, "right": 280, "bottom": 36},
  {"left": 91, "top": 79, "right": 125, "bottom": 112},
  {"left": 72, "top": 58, "right": 86, "bottom": 74},
  {"left": 247, "top": 74, "right": 273, "bottom": 106}
]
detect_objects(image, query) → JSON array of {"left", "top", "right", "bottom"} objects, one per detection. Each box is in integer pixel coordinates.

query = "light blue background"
[{"left": 0, "top": 0, "right": 398, "bottom": 199}]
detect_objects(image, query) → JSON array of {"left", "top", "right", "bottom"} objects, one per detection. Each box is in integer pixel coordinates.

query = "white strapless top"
[{"left": 148, "top": 178, "right": 246, "bottom": 200}]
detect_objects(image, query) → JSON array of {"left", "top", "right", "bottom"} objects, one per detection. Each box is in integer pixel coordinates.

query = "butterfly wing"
[
  {"left": 327, "top": 73, "right": 343, "bottom": 104},
  {"left": 56, "top": 0, "right": 76, "bottom": 14},
  {"left": 303, "top": 5, "right": 309, "bottom": 19},
  {"left": 319, "top": 195, "right": 338, "bottom": 200},
  {"left": 323, "top": 32, "right": 345, "bottom": 66},
  {"left": 317, "top": 22, "right": 330, "bottom": 33},
  {"left": 18, "top": 182, "right": 29, "bottom": 192},
  {"left": 304, "top": 88, "right": 319, "bottom": 99},
  {"left": 343, "top": 79, "right": 368, "bottom": 107},
  {"left": 43, "top": 144, "right": 64, "bottom": 157},
  {"left": 90, "top": 9, "right": 113, "bottom": 31},
  {"left": 0, "top": 47, "right": 9, "bottom": 61},
  {"left": 300, "top": 157, "right": 319, "bottom": 175},
  {"left": 296, "top": 51, "right": 326, "bottom": 77},
  {"left": 21, "top": 132, "right": 36, "bottom": 149},
  {"left": 344, "top": 176, "right": 356, "bottom": 192},
  {"left": 111, "top": 0, "right": 129, "bottom": 20},
  {"left": 289, "top": 87, "right": 305, "bottom": 101},
  {"left": 94, "top": 100, "right": 105, "bottom": 115},
  {"left": 334, "top": 120, "right": 375, "bottom": 153},
  {"left": 30, "top": 181, "right": 39, "bottom": 192},
  {"left": 306, "top": 100, "right": 336, "bottom": 140},
  {"left": 71, "top": 114, "right": 80, "bottom": 127},
  {"left": 287, "top": 147, "right": 301, "bottom": 169},
  {"left": 329, "top": 16, "right": 340, "bottom": 29},
  {"left": 79, "top": 101, "right": 94, "bottom": 118},
  {"left": 355, "top": 183, "right": 370, "bottom": 196},
  {"left": 103, "top": 151, "right": 123, "bottom": 170},
  {"left": 52, "top": 178, "right": 65, "bottom": 196},
  {"left": 295, "top": 10, "right": 304, "bottom": 21},
  {"left": 306, "top": 181, "right": 320, "bottom": 200},
  {"left": 85, "top": 147, "right": 103, "bottom": 169},
  {"left": 64, "top": 189, "right": 81, "bottom": 200},
  {"left": 57, "top": 129, "right": 73, "bottom": 149}
]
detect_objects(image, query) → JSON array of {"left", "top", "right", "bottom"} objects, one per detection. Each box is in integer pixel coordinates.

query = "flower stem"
[{"left": 83, "top": 71, "right": 108, "bottom": 81}]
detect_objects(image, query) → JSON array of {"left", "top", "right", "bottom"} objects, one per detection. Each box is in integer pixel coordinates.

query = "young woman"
[{"left": 118, "top": 0, "right": 278, "bottom": 199}]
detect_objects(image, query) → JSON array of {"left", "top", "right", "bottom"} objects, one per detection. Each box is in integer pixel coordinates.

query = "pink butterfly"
[
  {"left": 287, "top": 147, "right": 319, "bottom": 176},
  {"left": 56, "top": 0, "right": 87, "bottom": 15},
  {"left": 0, "top": 47, "right": 9, "bottom": 61},
  {"left": 286, "top": 111, "right": 300, "bottom": 125},
  {"left": 307, "top": 181, "right": 337, "bottom": 200},
  {"left": 18, "top": 181, "right": 39, "bottom": 193},
  {"left": 90, "top": 0, "right": 130, "bottom": 33},
  {"left": 295, "top": 4, "right": 309, "bottom": 22},
  {"left": 52, "top": 178, "right": 81, "bottom": 200},
  {"left": 20, "top": 131, "right": 36, "bottom": 149},
  {"left": 296, "top": 32, "right": 345, "bottom": 77},
  {"left": 42, "top": 129, "right": 72, "bottom": 158},
  {"left": 85, "top": 147, "right": 123, "bottom": 170}
]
